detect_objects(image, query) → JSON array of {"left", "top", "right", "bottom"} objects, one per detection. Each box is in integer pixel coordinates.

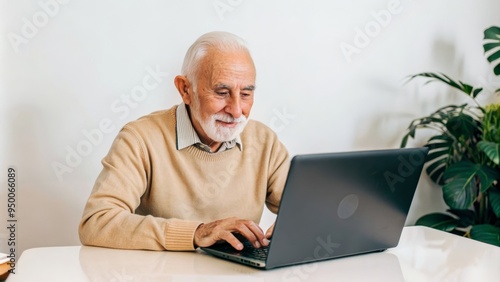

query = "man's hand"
[{"left": 194, "top": 217, "right": 270, "bottom": 251}]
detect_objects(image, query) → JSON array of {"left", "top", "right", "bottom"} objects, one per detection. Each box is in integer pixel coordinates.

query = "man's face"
[{"left": 188, "top": 49, "right": 256, "bottom": 146}]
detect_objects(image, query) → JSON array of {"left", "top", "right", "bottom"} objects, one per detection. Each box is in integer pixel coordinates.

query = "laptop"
[{"left": 201, "top": 147, "right": 429, "bottom": 270}]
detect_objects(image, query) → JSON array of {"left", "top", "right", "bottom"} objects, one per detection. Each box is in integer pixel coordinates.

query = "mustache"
[{"left": 213, "top": 114, "right": 247, "bottom": 123}]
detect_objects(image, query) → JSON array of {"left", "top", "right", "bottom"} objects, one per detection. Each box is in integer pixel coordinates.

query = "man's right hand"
[{"left": 193, "top": 217, "right": 270, "bottom": 251}]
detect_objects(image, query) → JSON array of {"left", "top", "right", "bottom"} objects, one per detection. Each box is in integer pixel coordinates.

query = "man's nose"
[{"left": 226, "top": 95, "right": 242, "bottom": 118}]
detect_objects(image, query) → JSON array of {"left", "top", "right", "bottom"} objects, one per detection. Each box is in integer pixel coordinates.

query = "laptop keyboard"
[
  {"left": 238, "top": 240, "right": 269, "bottom": 260},
  {"left": 209, "top": 238, "right": 269, "bottom": 261}
]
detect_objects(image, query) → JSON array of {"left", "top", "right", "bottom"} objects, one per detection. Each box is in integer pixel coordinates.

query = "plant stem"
[
  {"left": 471, "top": 97, "right": 481, "bottom": 108},
  {"left": 478, "top": 184, "right": 487, "bottom": 224}
]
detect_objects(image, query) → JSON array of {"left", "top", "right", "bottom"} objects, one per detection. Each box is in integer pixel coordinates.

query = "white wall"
[{"left": 1, "top": 0, "right": 499, "bottom": 256}]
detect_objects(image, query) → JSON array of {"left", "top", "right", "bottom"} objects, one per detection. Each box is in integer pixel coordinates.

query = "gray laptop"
[{"left": 201, "top": 147, "right": 429, "bottom": 270}]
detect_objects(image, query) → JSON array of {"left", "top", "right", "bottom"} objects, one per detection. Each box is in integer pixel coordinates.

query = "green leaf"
[
  {"left": 426, "top": 161, "right": 446, "bottom": 184},
  {"left": 470, "top": 224, "right": 500, "bottom": 246},
  {"left": 487, "top": 51, "right": 500, "bottom": 65},
  {"left": 407, "top": 73, "right": 478, "bottom": 98},
  {"left": 415, "top": 213, "right": 459, "bottom": 231},
  {"left": 446, "top": 114, "right": 476, "bottom": 139},
  {"left": 489, "top": 188, "right": 500, "bottom": 218},
  {"left": 424, "top": 134, "right": 455, "bottom": 184},
  {"left": 400, "top": 134, "right": 410, "bottom": 148},
  {"left": 426, "top": 140, "right": 452, "bottom": 151},
  {"left": 447, "top": 209, "right": 475, "bottom": 227},
  {"left": 445, "top": 161, "right": 499, "bottom": 190},
  {"left": 472, "top": 87, "right": 483, "bottom": 98},
  {"left": 442, "top": 161, "right": 499, "bottom": 209},
  {"left": 442, "top": 173, "right": 476, "bottom": 210},
  {"left": 426, "top": 152, "right": 447, "bottom": 179},
  {"left": 400, "top": 104, "right": 481, "bottom": 154},
  {"left": 483, "top": 26, "right": 500, "bottom": 76},
  {"left": 427, "top": 148, "right": 449, "bottom": 162},
  {"left": 478, "top": 141, "right": 500, "bottom": 165}
]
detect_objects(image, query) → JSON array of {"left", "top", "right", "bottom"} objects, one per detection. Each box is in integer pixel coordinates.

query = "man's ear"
[{"left": 174, "top": 75, "right": 192, "bottom": 105}]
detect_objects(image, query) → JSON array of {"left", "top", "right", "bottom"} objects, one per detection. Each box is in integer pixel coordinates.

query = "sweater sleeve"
[
  {"left": 265, "top": 135, "right": 291, "bottom": 214},
  {"left": 78, "top": 127, "right": 202, "bottom": 251}
]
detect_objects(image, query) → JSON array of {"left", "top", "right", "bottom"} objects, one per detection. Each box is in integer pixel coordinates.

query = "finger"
[
  {"left": 219, "top": 231, "right": 244, "bottom": 251},
  {"left": 265, "top": 223, "right": 275, "bottom": 239},
  {"left": 234, "top": 221, "right": 267, "bottom": 248},
  {"left": 246, "top": 221, "right": 268, "bottom": 247}
]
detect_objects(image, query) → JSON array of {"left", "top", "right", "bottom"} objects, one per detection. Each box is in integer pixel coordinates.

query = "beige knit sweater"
[{"left": 79, "top": 105, "right": 290, "bottom": 251}]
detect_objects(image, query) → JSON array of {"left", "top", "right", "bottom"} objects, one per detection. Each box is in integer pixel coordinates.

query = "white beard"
[
  {"left": 203, "top": 113, "right": 247, "bottom": 142},
  {"left": 190, "top": 98, "right": 248, "bottom": 142}
]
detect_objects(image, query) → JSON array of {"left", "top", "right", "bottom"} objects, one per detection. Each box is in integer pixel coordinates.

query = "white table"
[{"left": 6, "top": 226, "right": 500, "bottom": 281}]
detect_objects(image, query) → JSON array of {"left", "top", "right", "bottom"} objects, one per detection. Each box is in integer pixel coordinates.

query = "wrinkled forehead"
[{"left": 197, "top": 48, "right": 256, "bottom": 84}]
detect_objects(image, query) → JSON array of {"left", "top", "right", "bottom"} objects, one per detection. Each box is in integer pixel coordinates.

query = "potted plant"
[{"left": 401, "top": 26, "right": 500, "bottom": 246}]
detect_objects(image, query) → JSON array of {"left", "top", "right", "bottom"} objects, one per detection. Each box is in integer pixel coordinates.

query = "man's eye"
[{"left": 216, "top": 91, "right": 229, "bottom": 96}]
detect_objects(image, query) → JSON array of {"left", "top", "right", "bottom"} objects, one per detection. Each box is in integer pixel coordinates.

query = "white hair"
[{"left": 181, "top": 31, "right": 250, "bottom": 89}]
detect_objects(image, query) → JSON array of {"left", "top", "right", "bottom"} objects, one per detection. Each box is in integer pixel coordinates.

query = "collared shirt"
[{"left": 175, "top": 103, "right": 242, "bottom": 153}]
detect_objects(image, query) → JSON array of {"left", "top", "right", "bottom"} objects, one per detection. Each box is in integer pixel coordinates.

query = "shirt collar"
[{"left": 176, "top": 103, "right": 242, "bottom": 152}]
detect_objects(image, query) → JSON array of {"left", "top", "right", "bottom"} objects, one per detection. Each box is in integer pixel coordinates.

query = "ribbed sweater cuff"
[{"left": 165, "top": 220, "right": 203, "bottom": 251}]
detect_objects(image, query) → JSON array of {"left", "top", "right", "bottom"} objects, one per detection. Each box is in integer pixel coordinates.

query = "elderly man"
[{"left": 79, "top": 31, "right": 290, "bottom": 251}]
